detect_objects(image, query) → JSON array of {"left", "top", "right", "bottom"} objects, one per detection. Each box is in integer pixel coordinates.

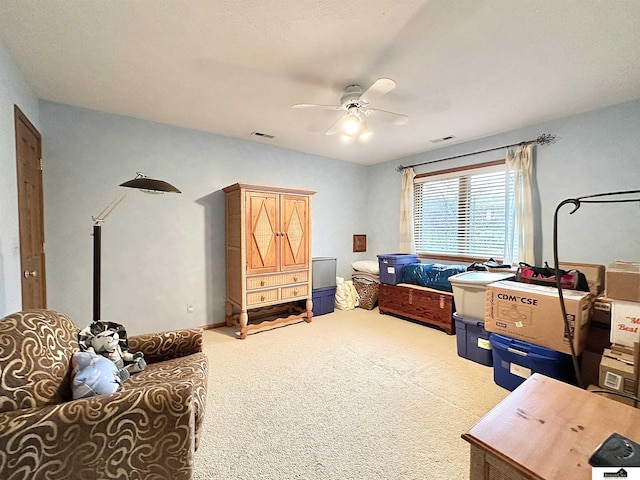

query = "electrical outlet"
[{"left": 186, "top": 304, "right": 194, "bottom": 313}]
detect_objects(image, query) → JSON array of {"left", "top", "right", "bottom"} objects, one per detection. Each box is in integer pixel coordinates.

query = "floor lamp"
[{"left": 92, "top": 172, "right": 181, "bottom": 322}]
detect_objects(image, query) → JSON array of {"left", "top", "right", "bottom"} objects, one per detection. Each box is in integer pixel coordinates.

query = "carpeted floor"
[{"left": 194, "top": 307, "right": 509, "bottom": 480}]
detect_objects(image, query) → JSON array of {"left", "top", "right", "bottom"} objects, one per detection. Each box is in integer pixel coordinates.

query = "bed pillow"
[
  {"left": 351, "top": 260, "right": 379, "bottom": 275},
  {"left": 71, "top": 351, "right": 122, "bottom": 399}
]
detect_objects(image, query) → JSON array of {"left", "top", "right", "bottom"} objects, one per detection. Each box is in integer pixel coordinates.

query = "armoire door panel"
[
  {"left": 281, "top": 195, "right": 309, "bottom": 270},
  {"left": 246, "top": 192, "right": 279, "bottom": 274}
]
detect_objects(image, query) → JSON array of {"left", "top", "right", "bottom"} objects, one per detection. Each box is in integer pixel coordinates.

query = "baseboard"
[{"left": 201, "top": 321, "right": 227, "bottom": 330}]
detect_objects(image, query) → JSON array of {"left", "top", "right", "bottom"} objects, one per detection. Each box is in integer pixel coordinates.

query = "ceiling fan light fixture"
[
  {"left": 356, "top": 120, "right": 372, "bottom": 142},
  {"left": 358, "top": 129, "right": 373, "bottom": 142},
  {"left": 342, "top": 115, "right": 361, "bottom": 135},
  {"left": 293, "top": 78, "right": 408, "bottom": 140}
]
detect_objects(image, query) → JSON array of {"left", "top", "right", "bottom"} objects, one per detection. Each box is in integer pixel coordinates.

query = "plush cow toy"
[{"left": 78, "top": 321, "right": 147, "bottom": 381}]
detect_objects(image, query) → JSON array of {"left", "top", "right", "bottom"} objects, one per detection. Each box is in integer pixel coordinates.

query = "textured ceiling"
[{"left": 1, "top": 0, "right": 640, "bottom": 165}]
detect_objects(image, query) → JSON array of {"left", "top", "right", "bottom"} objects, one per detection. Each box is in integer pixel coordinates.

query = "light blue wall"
[
  {"left": 368, "top": 99, "right": 640, "bottom": 266},
  {"left": 42, "top": 99, "right": 639, "bottom": 335},
  {"left": 40, "top": 101, "right": 371, "bottom": 334},
  {"left": 3, "top": 29, "right": 639, "bottom": 332},
  {"left": 0, "top": 41, "right": 40, "bottom": 316}
]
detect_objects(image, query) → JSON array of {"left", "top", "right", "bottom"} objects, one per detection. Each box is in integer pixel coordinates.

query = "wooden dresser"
[
  {"left": 378, "top": 283, "right": 455, "bottom": 334},
  {"left": 462, "top": 373, "right": 640, "bottom": 479},
  {"left": 223, "top": 183, "right": 315, "bottom": 339}
]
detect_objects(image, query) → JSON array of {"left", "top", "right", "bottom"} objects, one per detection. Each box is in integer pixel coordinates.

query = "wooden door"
[
  {"left": 246, "top": 191, "right": 279, "bottom": 274},
  {"left": 280, "top": 195, "right": 309, "bottom": 271},
  {"left": 15, "top": 106, "right": 46, "bottom": 309}
]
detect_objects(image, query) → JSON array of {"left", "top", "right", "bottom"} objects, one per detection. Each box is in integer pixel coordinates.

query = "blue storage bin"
[
  {"left": 312, "top": 287, "right": 336, "bottom": 317},
  {"left": 454, "top": 313, "right": 493, "bottom": 366},
  {"left": 377, "top": 254, "right": 418, "bottom": 285},
  {"left": 489, "top": 333, "right": 574, "bottom": 391}
]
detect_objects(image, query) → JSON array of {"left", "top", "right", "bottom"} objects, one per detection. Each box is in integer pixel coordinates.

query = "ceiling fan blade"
[
  {"left": 292, "top": 103, "right": 343, "bottom": 111},
  {"left": 367, "top": 108, "right": 409, "bottom": 126},
  {"left": 359, "top": 78, "right": 396, "bottom": 103},
  {"left": 325, "top": 115, "right": 351, "bottom": 136}
]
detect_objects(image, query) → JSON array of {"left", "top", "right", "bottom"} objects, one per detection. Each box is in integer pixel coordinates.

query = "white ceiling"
[{"left": 1, "top": 0, "right": 640, "bottom": 165}]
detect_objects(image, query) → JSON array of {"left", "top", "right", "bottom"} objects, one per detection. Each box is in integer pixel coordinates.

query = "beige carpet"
[{"left": 194, "top": 307, "right": 509, "bottom": 480}]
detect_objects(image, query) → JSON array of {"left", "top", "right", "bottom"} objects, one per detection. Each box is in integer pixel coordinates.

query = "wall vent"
[
  {"left": 251, "top": 131, "right": 275, "bottom": 139},
  {"left": 431, "top": 135, "right": 455, "bottom": 144}
]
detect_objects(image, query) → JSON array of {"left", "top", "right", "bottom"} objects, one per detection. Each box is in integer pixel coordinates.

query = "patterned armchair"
[{"left": 0, "top": 309, "right": 208, "bottom": 480}]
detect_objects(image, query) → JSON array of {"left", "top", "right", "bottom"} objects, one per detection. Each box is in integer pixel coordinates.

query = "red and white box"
[{"left": 611, "top": 300, "right": 640, "bottom": 348}]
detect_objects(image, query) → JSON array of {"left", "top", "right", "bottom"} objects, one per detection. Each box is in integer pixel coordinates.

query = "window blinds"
[{"left": 414, "top": 164, "right": 513, "bottom": 259}]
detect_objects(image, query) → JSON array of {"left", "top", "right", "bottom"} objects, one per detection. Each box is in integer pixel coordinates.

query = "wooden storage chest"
[{"left": 378, "top": 283, "right": 455, "bottom": 334}]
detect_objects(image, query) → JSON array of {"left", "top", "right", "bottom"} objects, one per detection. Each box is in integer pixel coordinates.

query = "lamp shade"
[{"left": 119, "top": 177, "right": 181, "bottom": 193}]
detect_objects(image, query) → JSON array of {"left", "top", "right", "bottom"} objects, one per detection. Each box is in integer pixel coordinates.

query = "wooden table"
[{"left": 462, "top": 373, "right": 640, "bottom": 479}]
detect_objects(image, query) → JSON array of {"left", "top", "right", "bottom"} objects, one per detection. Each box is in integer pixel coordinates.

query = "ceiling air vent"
[
  {"left": 430, "top": 135, "right": 455, "bottom": 144},
  {"left": 251, "top": 131, "right": 275, "bottom": 139}
]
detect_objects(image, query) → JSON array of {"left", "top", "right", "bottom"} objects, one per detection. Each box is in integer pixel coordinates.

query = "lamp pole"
[{"left": 93, "top": 223, "right": 102, "bottom": 321}]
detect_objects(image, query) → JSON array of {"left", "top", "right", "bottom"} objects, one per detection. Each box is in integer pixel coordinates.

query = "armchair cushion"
[
  {"left": 0, "top": 383, "right": 195, "bottom": 479},
  {"left": 123, "top": 351, "right": 208, "bottom": 447},
  {"left": 128, "top": 328, "right": 203, "bottom": 363},
  {"left": 0, "top": 310, "right": 79, "bottom": 412}
]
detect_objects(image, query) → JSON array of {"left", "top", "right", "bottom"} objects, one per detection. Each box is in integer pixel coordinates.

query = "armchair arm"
[
  {"left": 128, "top": 328, "right": 203, "bottom": 364},
  {"left": 0, "top": 383, "right": 195, "bottom": 480}
]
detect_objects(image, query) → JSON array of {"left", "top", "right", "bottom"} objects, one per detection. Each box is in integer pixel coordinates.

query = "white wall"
[
  {"left": 0, "top": 41, "right": 40, "bottom": 316},
  {"left": 367, "top": 99, "right": 640, "bottom": 266},
  {"left": 40, "top": 102, "right": 371, "bottom": 334}
]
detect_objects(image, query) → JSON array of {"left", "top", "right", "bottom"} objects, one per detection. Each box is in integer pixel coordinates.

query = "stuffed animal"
[{"left": 78, "top": 321, "right": 147, "bottom": 381}]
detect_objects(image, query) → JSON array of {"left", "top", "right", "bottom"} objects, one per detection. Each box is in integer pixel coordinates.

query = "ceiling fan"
[{"left": 292, "top": 78, "right": 409, "bottom": 141}]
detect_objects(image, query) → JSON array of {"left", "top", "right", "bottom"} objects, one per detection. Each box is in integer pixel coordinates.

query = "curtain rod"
[{"left": 396, "top": 133, "right": 558, "bottom": 172}]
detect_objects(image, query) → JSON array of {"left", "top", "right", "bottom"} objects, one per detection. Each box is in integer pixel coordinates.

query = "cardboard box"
[
  {"left": 611, "top": 343, "right": 635, "bottom": 355},
  {"left": 581, "top": 350, "right": 604, "bottom": 387},
  {"left": 599, "top": 348, "right": 636, "bottom": 396},
  {"left": 485, "top": 280, "right": 591, "bottom": 355},
  {"left": 585, "top": 321, "right": 611, "bottom": 353},
  {"left": 560, "top": 262, "right": 605, "bottom": 296},
  {"left": 611, "top": 300, "right": 640, "bottom": 348},
  {"left": 582, "top": 318, "right": 611, "bottom": 387},
  {"left": 606, "top": 261, "right": 640, "bottom": 303},
  {"left": 591, "top": 295, "right": 612, "bottom": 326}
]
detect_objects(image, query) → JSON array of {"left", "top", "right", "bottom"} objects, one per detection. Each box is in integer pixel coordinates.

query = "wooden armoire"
[{"left": 223, "top": 183, "right": 315, "bottom": 338}]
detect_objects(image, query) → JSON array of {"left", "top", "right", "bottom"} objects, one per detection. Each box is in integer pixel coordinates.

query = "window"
[{"left": 413, "top": 162, "right": 515, "bottom": 260}]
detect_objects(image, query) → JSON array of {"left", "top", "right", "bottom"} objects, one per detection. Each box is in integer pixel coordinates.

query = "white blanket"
[{"left": 334, "top": 276, "right": 360, "bottom": 310}]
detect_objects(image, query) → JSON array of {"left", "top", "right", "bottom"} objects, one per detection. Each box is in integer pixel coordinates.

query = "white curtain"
[
  {"left": 399, "top": 167, "right": 416, "bottom": 254},
  {"left": 504, "top": 144, "right": 534, "bottom": 265}
]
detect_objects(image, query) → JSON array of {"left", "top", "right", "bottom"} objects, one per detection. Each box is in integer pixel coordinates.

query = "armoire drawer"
[
  {"left": 281, "top": 284, "right": 308, "bottom": 300},
  {"left": 246, "top": 289, "right": 279, "bottom": 305},
  {"left": 247, "top": 271, "right": 308, "bottom": 290}
]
